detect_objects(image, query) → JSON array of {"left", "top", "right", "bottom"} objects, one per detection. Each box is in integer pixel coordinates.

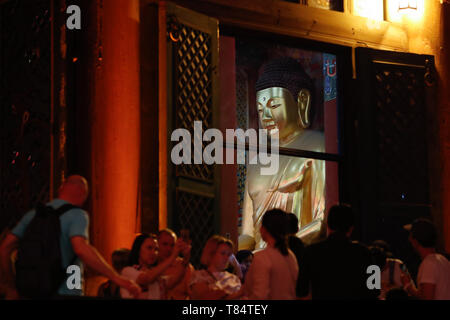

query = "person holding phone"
[
  {"left": 157, "top": 229, "right": 194, "bottom": 300},
  {"left": 369, "top": 243, "right": 414, "bottom": 300},
  {"left": 120, "top": 233, "right": 189, "bottom": 299}
]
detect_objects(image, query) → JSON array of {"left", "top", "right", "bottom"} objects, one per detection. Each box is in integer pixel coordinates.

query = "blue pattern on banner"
[{"left": 323, "top": 53, "right": 337, "bottom": 102}]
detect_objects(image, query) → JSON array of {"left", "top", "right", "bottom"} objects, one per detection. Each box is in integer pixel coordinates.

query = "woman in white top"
[
  {"left": 189, "top": 235, "right": 245, "bottom": 300},
  {"left": 245, "top": 209, "right": 299, "bottom": 300},
  {"left": 121, "top": 233, "right": 190, "bottom": 299}
]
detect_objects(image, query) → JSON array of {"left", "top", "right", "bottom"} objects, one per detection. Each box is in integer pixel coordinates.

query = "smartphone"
[
  {"left": 400, "top": 263, "right": 408, "bottom": 274},
  {"left": 180, "top": 229, "right": 190, "bottom": 243}
]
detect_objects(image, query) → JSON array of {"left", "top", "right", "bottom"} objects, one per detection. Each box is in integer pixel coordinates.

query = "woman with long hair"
[
  {"left": 120, "top": 233, "right": 190, "bottom": 299},
  {"left": 245, "top": 209, "right": 299, "bottom": 299},
  {"left": 189, "top": 235, "right": 245, "bottom": 300}
]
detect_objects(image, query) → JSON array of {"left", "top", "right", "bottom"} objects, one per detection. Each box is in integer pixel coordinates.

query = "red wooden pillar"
[
  {"left": 87, "top": 0, "right": 141, "bottom": 294},
  {"left": 439, "top": 3, "right": 450, "bottom": 253}
]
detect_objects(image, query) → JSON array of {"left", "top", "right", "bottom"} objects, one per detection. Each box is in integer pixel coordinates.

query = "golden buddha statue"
[{"left": 239, "top": 57, "right": 326, "bottom": 250}]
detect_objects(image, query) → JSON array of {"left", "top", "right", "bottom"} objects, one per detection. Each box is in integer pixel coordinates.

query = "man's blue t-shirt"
[{"left": 12, "top": 198, "right": 89, "bottom": 296}]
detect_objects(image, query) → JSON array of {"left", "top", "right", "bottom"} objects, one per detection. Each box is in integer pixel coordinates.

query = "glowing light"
[
  {"left": 386, "top": 0, "right": 424, "bottom": 23},
  {"left": 398, "top": 0, "right": 417, "bottom": 11},
  {"left": 353, "top": 0, "right": 384, "bottom": 21}
]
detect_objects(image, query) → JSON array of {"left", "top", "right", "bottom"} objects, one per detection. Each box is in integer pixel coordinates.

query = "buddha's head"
[{"left": 255, "top": 57, "right": 314, "bottom": 144}]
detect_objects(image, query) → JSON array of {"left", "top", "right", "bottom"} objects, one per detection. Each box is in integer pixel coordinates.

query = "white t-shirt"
[
  {"left": 120, "top": 265, "right": 166, "bottom": 299},
  {"left": 245, "top": 247, "right": 298, "bottom": 300},
  {"left": 417, "top": 253, "right": 450, "bottom": 300}
]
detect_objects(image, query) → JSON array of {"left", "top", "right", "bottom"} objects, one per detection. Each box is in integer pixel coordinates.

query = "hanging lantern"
[{"left": 398, "top": 0, "right": 418, "bottom": 11}]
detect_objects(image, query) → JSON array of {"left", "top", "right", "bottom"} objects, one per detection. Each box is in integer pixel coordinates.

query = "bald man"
[{"left": 0, "top": 175, "right": 140, "bottom": 299}]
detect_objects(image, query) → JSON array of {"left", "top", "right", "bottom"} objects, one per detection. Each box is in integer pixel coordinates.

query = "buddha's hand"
[{"left": 268, "top": 160, "right": 312, "bottom": 193}]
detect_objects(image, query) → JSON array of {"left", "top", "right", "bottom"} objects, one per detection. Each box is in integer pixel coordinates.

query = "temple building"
[{"left": 1, "top": 0, "right": 449, "bottom": 294}]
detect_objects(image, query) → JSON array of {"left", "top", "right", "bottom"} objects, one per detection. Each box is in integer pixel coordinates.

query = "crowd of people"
[
  {"left": 92, "top": 205, "right": 450, "bottom": 300},
  {"left": 97, "top": 208, "right": 300, "bottom": 300},
  {"left": 1, "top": 175, "right": 449, "bottom": 300}
]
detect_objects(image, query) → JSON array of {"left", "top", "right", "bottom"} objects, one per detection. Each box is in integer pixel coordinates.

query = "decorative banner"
[{"left": 323, "top": 53, "right": 337, "bottom": 102}]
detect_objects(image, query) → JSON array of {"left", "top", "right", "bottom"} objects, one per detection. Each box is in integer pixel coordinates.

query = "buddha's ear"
[{"left": 297, "top": 88, "right": 311, "bottom": 128}]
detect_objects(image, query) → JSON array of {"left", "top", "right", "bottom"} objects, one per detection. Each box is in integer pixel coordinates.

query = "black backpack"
[{"left": 15, "top": 203, "right": 78, "bottom": 298}]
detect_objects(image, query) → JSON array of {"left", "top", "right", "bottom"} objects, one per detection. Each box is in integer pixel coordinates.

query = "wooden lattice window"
[
  {"left": 162, "top": 4, "right": 220, "bottom": 268},
  {"left": 174, "top": 24, "right": 214, "bottom": 182},
  {"left": 1, "top": 0, "right": 52, "bottom": 231}
]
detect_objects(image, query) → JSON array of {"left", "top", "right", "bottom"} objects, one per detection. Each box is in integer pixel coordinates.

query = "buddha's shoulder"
[{"left": 289, "top": 130, "right": 325, "bottom": 152}]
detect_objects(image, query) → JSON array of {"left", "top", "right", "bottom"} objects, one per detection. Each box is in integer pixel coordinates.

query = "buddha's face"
[{"left": 257, "top": 87, "right": 300, "bottom": 142}]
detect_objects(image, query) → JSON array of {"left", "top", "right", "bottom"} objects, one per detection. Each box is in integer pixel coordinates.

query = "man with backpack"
[{"left": 0, "top": 175, "right": 140, "bottom": 299}]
